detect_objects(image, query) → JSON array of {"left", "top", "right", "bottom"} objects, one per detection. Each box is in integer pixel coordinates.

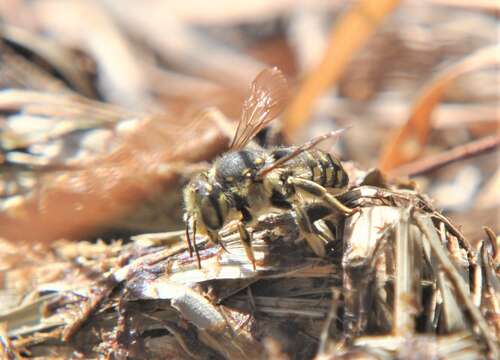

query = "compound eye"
[{"left": 200, "top": 198, "right": 223, "bottom": 230}]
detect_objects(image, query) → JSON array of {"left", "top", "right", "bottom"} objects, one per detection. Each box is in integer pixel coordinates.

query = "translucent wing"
[
  {"left": 256, "top": 128, "right": 350, "bottom": 179},
  {"left": 229, "top": 67, "right": 288, "bottom": 150}
]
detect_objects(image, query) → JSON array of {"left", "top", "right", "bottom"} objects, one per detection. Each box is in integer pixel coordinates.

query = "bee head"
[{"left": 183, "top": 175, "right": 229, "bottom": 240}]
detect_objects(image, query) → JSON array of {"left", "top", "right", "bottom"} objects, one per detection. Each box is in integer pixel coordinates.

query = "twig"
[
  {"left": 390, "top": 135, "right": 500, "bottom": 177},
  {"left": 379, "top": 45, "right": 500, "bottom": 171},
  {"left": 317, "top": 290, "right": 340, "bottom": 355},
  {"left": 414, "top": 214, "right": 499, "bottom": 359},
  {"left": 393, "top": 207, "right": 415, "bottom": 336},
  {"left": 283, "top": 0, "right": 401, "bottom": 139},
  {"left": 482, "top": 226, "right": 499, "bottom": 265},
  {"left": 61, "top": 278, "right": 118, "bottom": 342}
]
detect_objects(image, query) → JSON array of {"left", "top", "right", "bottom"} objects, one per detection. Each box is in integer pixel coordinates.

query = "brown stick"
[{"left": 390, "top": 134, "right": 500, "bottom": 177}]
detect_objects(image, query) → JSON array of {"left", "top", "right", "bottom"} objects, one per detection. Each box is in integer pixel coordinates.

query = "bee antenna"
[
  {"left": 192, "top": 219, "right": 201, "bottom": 269},
  {"left": 256, "top": 127, "right": 351, "bottom": 179},
  {"left": 185, "top": 215, "right": 194, "bottom": 257}
]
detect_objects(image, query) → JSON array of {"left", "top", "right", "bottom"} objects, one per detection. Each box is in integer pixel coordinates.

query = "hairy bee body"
[
  {"left": 183, "top": 147, "right": 349, "bottom": 242},
  {"left": 182, "top": 68, "right": 354, "bottom": 268}
]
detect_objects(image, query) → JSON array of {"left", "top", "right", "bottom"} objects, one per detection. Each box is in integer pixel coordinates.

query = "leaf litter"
[{"left": 0, "top": 1, "right": 499, "bottom": 359}]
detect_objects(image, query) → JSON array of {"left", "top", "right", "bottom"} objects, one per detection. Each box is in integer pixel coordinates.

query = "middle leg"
[{"left": 292, "top": 203, "right": 327, "bottom": 257}]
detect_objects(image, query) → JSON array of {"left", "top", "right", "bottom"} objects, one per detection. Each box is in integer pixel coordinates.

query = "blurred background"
[{"left": 0, "top": 0, "right": 498, "bottom": 246}]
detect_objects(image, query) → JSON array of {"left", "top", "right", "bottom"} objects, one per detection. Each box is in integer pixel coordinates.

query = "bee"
[{"left": 183, "top": 68, "right": 356, "bottom": 269}]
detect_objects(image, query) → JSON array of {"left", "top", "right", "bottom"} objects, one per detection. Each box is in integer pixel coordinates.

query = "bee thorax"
[{"left": 214, "top": 150, "right": 265, "bottom": 184}]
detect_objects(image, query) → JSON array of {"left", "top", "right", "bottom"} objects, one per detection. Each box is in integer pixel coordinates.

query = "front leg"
[
  {"left": 237, "top": 220, "right": 256, "bottom": 271},
  {"left": 287, "top": 177, "right": 357, "bottom": 215}
]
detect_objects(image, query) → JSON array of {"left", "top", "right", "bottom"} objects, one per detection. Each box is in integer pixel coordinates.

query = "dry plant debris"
[
  {"left": 283, "top": 0, "right": 401, "bottom": 140},
  {"left": 0, "top": 175, "right": 498, "bottom": 359},
  {"left": 379, "top": 45, "right": 500, "bottom": 172},
  {"left": 0, "top": 1, "right": 499, "bottom": 359}
]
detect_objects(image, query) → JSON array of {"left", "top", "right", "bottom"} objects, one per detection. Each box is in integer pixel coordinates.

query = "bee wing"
[
  {"left": 256, "top": 128, "right": 350, "bottom": 179},
  {"left": 229, "top": 67, "right": 288, "bottom": 150}
]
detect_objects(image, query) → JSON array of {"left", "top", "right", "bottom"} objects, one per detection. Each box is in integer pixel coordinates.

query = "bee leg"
[
  {"left": 288, "top": 177, "right": 357, "bottom": 215},
  {"left": 185, "top": 221, "right": 194, "bottom": 257},
  {"left": 192, "top": 219, "right": 201, "bottom": 269},
  {"left": 292, "top": 203, "right": 326, "bottom": 257},
  {"left": 312, "top": 219, "right": 336, "bottom": 244},
  {"left": 218, "top": 240, "right": 230, "bottom": 254},
  {"left": 237, "top": 221, "right": 256, "bottom": 271}
]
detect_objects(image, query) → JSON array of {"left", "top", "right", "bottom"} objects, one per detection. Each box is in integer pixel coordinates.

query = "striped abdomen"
[{"left": 271, "top": 148, "right": 349, "bottom": 189}]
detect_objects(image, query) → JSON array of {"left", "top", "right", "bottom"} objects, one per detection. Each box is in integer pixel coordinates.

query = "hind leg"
[{"left": 288, "top": 177, "right": 357, "bottom": 215}]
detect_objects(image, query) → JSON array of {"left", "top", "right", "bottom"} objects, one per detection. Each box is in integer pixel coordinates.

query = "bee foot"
[
  {"left": 344, "top": 206, "right": 360, "bottom": 216},
  {"left": 219, "top": 241, "right": 231, "bottom": 254}
]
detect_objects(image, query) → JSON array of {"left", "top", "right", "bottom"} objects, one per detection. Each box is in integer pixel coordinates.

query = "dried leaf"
[{"left": 0, "top": 109, "right": 226, "bottom": 245}]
